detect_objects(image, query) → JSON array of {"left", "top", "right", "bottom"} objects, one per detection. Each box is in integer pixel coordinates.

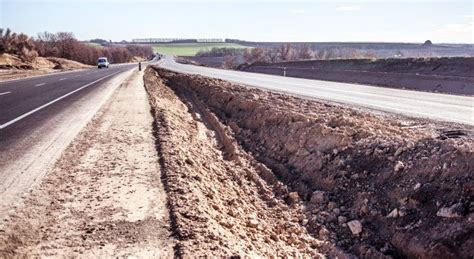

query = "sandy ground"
[{"left": 0, "top": 69, "right": 174, "bottom": 257}]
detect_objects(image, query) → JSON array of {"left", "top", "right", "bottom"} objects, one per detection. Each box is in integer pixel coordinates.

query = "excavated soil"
[
  {"left": 0, "top": 53, "right": 91, "bottom": 81},
  {"left": 144, "top": 66, "right": 473, "bottom": 258}
]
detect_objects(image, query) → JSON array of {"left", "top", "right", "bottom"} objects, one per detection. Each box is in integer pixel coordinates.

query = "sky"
[{"left": 1, "top": 0, "right": 473, "bottom": 43}]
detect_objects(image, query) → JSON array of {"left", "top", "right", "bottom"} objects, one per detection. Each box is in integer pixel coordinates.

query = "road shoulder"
[{"left": 0, "top": 69, "right": 175, "bottom": 257}]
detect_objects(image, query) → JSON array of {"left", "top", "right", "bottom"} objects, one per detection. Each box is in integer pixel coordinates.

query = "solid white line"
[
  {"left": 0, "top": 70, "right": 123, "bottom": 130},
  {"left": 34, "top": 83, "right": 46, "bottom": 87},
  {"left": 0, "top": 91, "right": 11, "bottom": 96}
]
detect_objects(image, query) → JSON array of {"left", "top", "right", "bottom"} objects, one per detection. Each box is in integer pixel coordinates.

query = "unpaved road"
[
  {"left": 0, "top": 69, "right": 174, "bottom": 257},
  {"left": 160, "top": 56, "right": 474, "bottom": 125}
]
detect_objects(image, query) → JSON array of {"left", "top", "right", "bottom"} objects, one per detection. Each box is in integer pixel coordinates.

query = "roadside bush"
[
  {"left": 196, "top": 47, "right": 243, "bottom": 57},
  {"left": 1, "top": 28, "right": 154, "bottom": 65}
]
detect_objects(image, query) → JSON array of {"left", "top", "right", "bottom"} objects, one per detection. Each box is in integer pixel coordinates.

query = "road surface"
[
  {"left": 0, "top": 63, "right": 138, "bottom": 219},
  {"left": 159, "top": 56, "right": 473, "bottom": 126}
]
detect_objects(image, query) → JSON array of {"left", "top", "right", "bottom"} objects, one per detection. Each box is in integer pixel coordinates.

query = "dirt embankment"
[
  {"left": 0, "top": 53, "right": 91, "bottom": 81},
  {"left": 145, "top": 66, "right": 473, "bottom": 258},
  {"left": 144, "top": 67, "right": 335, "bottom": 258}
]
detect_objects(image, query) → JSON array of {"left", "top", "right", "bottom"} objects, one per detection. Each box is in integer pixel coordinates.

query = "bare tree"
[
  {"left": 277, "top": 43, "right": 292, "bottom": 61},
  {"left": 223, "top": 55, "right": 236, "bottom": 69},
  {"left": 297, "top": 44, "right": 312, "bottom": 60}
]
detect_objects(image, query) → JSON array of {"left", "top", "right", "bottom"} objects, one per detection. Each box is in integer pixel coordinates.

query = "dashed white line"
[
  {"left": 34, "top": 83, "right": 46, "bottom": 87},
  {"left": 0, "top": 70, "right": 123, "bottom": 130},
  {"left": 59, "top": 78, "right": 67, "bottom": 81},
  {"left": 0, "top": 91, "right": 11, "bottom": 96}
]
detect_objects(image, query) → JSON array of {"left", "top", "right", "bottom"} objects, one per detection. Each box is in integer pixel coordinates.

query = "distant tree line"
[
  {"left": 196, "top": 47, "right": 243, "bottom": 57},
  {"left": 0, "top": 28, "right": 153, "bottom": 65},
  {"left": 196, "top": 43, "right": 377, "bottom": 69}
]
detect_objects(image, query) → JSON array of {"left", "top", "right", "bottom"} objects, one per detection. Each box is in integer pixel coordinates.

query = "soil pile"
[
  {"left": 144, "top": 68, "right": 337, "bottom": 257},
  {"left": 146, "top": 66, "right": 473, "bottom": 258},
  {"left": 0, "top": 53, "right": 91, "bottom": 81}
]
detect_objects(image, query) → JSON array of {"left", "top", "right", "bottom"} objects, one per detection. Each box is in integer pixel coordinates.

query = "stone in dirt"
[
  {"left": 436, "top": 203, "right": 463, "bottom": 218},
  {"left": 394, "top": 161, "right": 405, "bottom": 172},
  {"left": 347, "top": 220, "right": 363, "bottom": 235},
  {"left": 310, "top": 191, "right": 325, "bottom": 204}
]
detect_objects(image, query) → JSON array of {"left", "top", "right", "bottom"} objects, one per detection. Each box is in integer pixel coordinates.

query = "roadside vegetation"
[
  {"left": 0, "top": 28, "right": 153, "bottom": 65},
  {"left": 188, "top": 43, "right": 379, "bottom": 69}
]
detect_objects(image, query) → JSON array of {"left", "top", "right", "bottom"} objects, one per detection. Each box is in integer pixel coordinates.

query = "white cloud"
[
  {"left": 290, "top": 9, "right": 305, "bottom": 14},
  {"left": 336, "top": 5, "right": 361, "bottom": 11}
]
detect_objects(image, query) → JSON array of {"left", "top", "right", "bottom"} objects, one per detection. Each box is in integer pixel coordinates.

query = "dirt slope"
[
  {"left": 0, "top": 70, "right": 174, "bottom": 257},
  {"left": 0, "top": 53, "right": 91, "bottom": 81},
  {"left": 144, "top": 67, "right": 338, "bottom": 258},
  {"left": 145, "top": 66, "right": 473, "bottom": 258}
]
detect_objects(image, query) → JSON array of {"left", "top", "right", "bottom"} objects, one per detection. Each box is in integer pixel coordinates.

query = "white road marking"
[
  {"left": 0, "top": 71, "right": 124, "bottom": 130},
  {"left": 34, "top": 83, "right": 46, "bottom": 87},
  {"left": 59, "top": 78, "right": 67, "bottom": 81},
  {"left": 0, "top": 91, "right": 11, "bottom": 96}
]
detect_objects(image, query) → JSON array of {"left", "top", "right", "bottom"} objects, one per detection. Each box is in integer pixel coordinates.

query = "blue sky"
[{"left": 1, "top": 0, "right": 473, "bottom": 43}]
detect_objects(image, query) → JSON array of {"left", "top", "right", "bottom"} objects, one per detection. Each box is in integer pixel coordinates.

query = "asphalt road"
[
  {"left": 0, "top": 63, "right": 140, "bottom": 219},
  {"left": 159, "top": 56, "right": 474, "bottom": 126},
  {"left": 0, "top": 63, "right": 137, "bottom": 129}
]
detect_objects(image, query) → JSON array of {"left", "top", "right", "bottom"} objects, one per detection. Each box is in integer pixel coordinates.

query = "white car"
[{"left": 97, "top": 57, "right": 109, "bottom": 69}]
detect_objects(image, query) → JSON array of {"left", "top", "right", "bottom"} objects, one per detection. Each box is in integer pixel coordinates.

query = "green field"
[{"left": 152, "top": 43, "right": 248, "bottom": 56}]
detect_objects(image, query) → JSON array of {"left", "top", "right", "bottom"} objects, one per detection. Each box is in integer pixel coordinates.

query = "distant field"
[{"left": 152, "top": 43, "right": 248, "bottom": 56}]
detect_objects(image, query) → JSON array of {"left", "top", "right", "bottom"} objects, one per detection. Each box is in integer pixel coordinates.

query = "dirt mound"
[
  {"left": 0, "top": 53, "right": 90, "bottom": 71},
  {"left": 144, "top": 68, "right": 340, "bottom": 257},
  {"left": 146, "top": 66, "right": 473, "bottom": 258},
  {"left": 0, "top": 53, "right": 91, "bottom": 81},
  {"left": 0, "top": 53, "right": 34, "bottom": 69},
  {"left": 44, "top": 57, "right": 91, "bottom": 70}
]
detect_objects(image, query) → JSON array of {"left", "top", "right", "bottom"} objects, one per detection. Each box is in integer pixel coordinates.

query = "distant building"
[{"left": 131, "top": 38, "right": 224, "bottom": 43}]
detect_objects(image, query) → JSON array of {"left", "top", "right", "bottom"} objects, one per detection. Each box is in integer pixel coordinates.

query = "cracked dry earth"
[{"left": 0, "top": 70, "right": 175, "bottom": 257}]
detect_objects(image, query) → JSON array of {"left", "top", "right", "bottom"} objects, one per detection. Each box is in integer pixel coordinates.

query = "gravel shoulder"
[{"left": 0, "top": 69, "right": 175, "bottom": 257}]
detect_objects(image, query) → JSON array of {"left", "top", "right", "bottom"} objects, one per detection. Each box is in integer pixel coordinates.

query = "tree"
[
  {"left": 297, "top": 44, "right": 312, "bottom": 60},
  {"left": 277, "top": 43, "right": 292, "bottom": 61},
  {"left": 223, "top": 55, "right": 237, "bottom": 69}
]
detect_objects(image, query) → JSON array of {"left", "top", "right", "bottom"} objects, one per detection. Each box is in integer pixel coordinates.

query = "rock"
[
  {"left": 302, "top": 219, "right": 309, "bottom": 225},
  {"left": 328, "top": 202, "right": 337, "bottom": 210},
  {"left": 347, "top": 220, "right": 363, "bottom": 235},
  {"left": 338, "top": 216, "right": 347, "bottom": 224},
  {"left": 288, "top": 192, "right": 300, "bottom": 203},
  {"left": 394, "top": 147, "right": 404, "bottom": 156},
  {"left": 386, "top": 208, "right": 399, "bottom": 218},
  {"left": 394, "top": 161, "right": 405, "bottom": 172},
  {"left": 310, "top": 191, "right": 325, "bottom": 204},
  {"left": 247, "top": 218, "right": 259, "bottom": 228},
  {"left": 413, "top": 183, "right": 421, "bottom": 190},
  {"left": 437, "top": 203, "right": 463, "bottom": 218}
]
